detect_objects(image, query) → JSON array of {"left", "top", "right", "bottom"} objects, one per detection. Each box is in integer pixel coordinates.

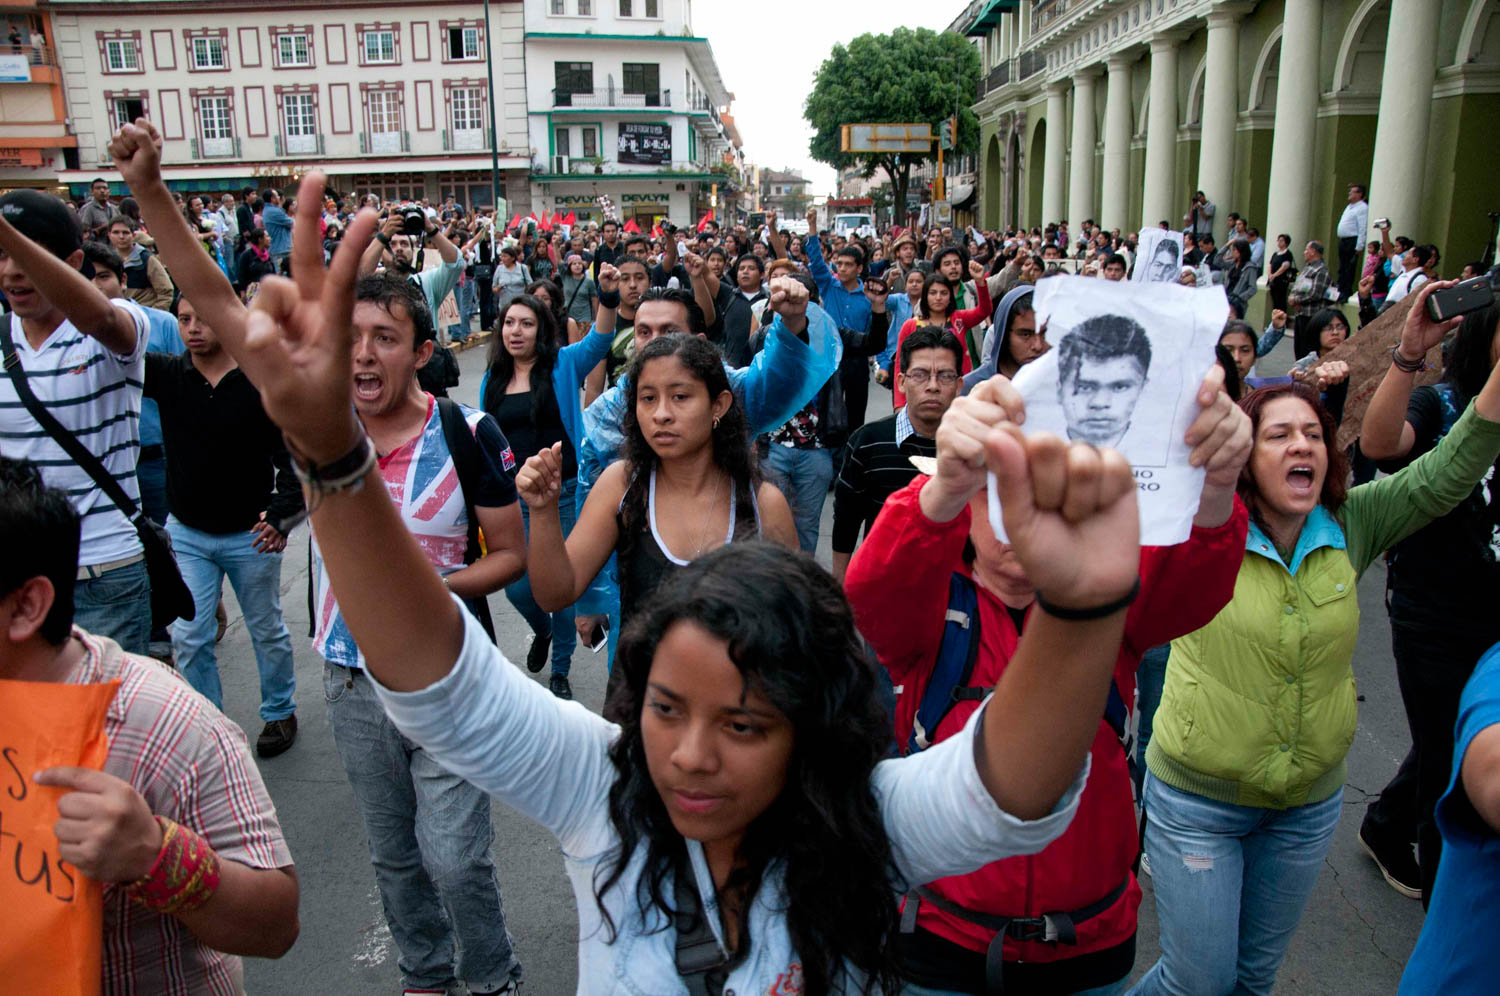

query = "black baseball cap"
[{"left": 0, "top": 190, "right": 83, "bottom": 260}]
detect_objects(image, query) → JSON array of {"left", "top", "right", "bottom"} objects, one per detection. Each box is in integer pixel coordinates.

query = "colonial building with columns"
[{"left": 959, "top": 0, "right": 1500, "bottom": 265}]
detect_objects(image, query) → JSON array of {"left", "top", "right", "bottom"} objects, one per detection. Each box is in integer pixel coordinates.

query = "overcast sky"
[{"left": 692, "top": 2, "right": 959, "bottom": 198}]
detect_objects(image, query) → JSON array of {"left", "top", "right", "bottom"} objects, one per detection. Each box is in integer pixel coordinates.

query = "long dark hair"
[
  {"left": 617, "top": 335, "right": 755, "bottom": 561},
  {"left": 1444, "top": 304, "right": 1499, "bottom": 401},
  {"left": 1237, "top": 383, "right": 1348, "bottom": 528},
  {"left": 525, "top": 277, "right": 568, "bottom": 331},
  {"left": 916, "top": 271, "right": 954, "bottom": 322},
  {"left": 482, "top": 293, "right": 560, "bottom": 428},
  {"left": 595, "top": 541, "right": 904, "bottom": 995}
]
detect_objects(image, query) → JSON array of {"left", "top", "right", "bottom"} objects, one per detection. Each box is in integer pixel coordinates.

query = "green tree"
[
  {"left": 804, "top": 27, "right": 980, "bottom": 225},
  {"left": 782, "top": 191, "right": 811, "bottom": 218}
]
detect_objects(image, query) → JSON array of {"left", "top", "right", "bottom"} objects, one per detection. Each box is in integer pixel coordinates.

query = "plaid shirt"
[
  {"left": 1288, "top": 259, "right": 1331, "bottom": 312},
  {"left": 68, "top": 627, "right": 293, "bottom": 996}
]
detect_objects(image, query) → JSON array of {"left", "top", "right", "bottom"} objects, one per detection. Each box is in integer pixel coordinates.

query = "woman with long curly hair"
[
  {"left": 516, "top": 333, "right": 796, "bottom": 630},
  {"left": 220, "top": 179, "right": 1152, "bottom": 994}
]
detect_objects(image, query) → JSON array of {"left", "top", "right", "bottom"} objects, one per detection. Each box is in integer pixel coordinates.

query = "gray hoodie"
[{"left": 963, "top": 284, "right": 1036, "bottom": 394}]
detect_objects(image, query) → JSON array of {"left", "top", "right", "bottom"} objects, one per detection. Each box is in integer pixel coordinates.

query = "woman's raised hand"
[
  {"left": 514, "top": 442, "right": 565, "bottom": 509},
  {"left": 240, "top": 172, "right": 376, "bottom": 463}
]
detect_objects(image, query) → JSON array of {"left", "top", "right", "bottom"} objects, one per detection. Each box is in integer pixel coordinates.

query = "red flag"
[
  {"left": 563, "top": 211, "right": 576, "bottom": 226},
  {"left": 507, "top": 213, "right": 522, "bottom": 231},
  {"left": 623, "top": 218, "right": 641, "bottom": 234},
  {"left": 696, "top": 211, "right": 714, "bottom": 233},
  {"left": 650, "top": 224, "right": 662, "bottom": 240}
]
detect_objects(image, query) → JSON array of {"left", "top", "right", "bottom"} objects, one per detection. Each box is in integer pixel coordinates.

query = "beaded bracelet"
[{"left": 125, "top": 816, "right": 222, "bottom": 915}]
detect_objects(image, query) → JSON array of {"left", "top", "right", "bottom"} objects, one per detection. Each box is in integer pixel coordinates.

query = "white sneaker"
[{"left": 1139, "top": 852, "right": 1152, "bottom": 878}]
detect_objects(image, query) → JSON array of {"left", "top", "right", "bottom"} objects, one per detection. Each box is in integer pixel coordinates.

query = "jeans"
[
  {"left": 1134, "top": 645, "right": 1171, "bottom": 795},
  {"left": 324, "top": 663, "right": 521, "bottom": 992},
  {"left": 457, "top": 278, "right": 478, "bottom": 338},
  {"left": 135, "top": 456, "right": 169, "bottom": 526},
  {"left": 1336, "top": 236, "right": 1359, "bottom": 301},
  {"left": 763, "top": 443, "right": 833, "bottom": 554},
  {"left": 1128, "top": 773, "right": 1341, "bottom": 996},
  {"left": 74, "top": 558, "right": 151, "bottom": 655},
  {"left": 1364, "top": 616, "right": 1497, "bottom": 904},
  {"left": 903, "top": 981, "right": 1126, "bottom": 996},
  {"left": 167, "top": 518, "right": 296, "bottom": 722},
  {"left": 504, "top": 477, "right": 577, "bottom": 676}
]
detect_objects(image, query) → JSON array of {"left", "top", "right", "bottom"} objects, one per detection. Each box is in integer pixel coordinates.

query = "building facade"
[
  {"left": 1, "top": 1, "right": 73, "bottom": 192},
  {"left": 759, "top": 167, "right": 812, "bottom": 216},
  {"left": 46, "top": 0, "right": 531, "bottom": 210},
  {"left": 959, "top": 0, "right": 1500, "bottom": 266},
  {"left": 524, "top": 0, "right": 735, "bottom": 229}
]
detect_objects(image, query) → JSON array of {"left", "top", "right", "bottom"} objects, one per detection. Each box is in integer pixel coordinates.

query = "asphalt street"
[{"left": 224, "top": 336, "right": 1426, "bottom": 994}]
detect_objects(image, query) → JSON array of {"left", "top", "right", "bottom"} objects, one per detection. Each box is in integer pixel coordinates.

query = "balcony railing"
[
  {"left": 359, "top": 130, "right": 411, "bottom": 155},
  {"left": 1032, "top": 0, "right": 1072, "bottom": 32},
  {"left": 553, "top": 86, "right": 671, "bottom": 109},
  {"left": 1018, "top": 49, "right": 1044, "bottom": 81},
  {"left": 189, "top": 136, "right": 241, "bottom": 160},
  {"left": 1, "top": 43, "right": 57, "bottom": 67},
  {"left": 443, "top": 128, "right": 488, "bottom": 152},
  {"left": 274, "top": 134, "right": 325, "bottom": 157},
  {"left": 977, "top": 59, "right": 1013, "bottom": 98}
]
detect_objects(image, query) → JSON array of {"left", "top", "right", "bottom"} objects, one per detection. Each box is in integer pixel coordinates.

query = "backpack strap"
[
  {"left": 435, "top": 397, "right": 496, "bottom": 641},
  {"left": 436, "top": 397, "right": 482, "bottom": 566},
  {"left": 908, "top": 573, "right": 987, "bottom": 754},
  {"left": 674, "top": 867, "right": 729, "bottom": 996}
]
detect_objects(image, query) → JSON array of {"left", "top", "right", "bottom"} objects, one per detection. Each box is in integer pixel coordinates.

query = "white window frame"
[
  {"left": 276, "top": 33, "right": 311, "bottom": 68},
  {"left": 111, "top": 95, "right": 146, "bottom": 130},
  {"left": 192, "top": 35, "right": 227, "bottom": 70},
  {"left": 283, "top": 92, "right": 317, "bottom": 154},
  {"left": 451, "top": 26, "right": 480, "bottom": 60},
  {"left": 364, "top": 30, "right": 396, "bottom": 64},
  {"left": 105, "top": 39, "right": 138, "bottom": 72},
  {"left": 450, "top": 87, "right": 484, "bottom": 132},
  {"left": 198, "top": 94, "right": 234, "bottom": 156}
]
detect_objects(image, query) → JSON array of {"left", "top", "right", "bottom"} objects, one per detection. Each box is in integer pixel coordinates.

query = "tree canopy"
[{"left": 804, "top": 27, "right": 981, "bottom": 219}]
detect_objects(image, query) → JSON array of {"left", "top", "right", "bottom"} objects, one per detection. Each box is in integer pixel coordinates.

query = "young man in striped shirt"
[
  {"left": 0, "top": 190, "right": 152, "bottom": 654},
  {"left": 831, "top": 326, "right": 963, "bottom": 584}
]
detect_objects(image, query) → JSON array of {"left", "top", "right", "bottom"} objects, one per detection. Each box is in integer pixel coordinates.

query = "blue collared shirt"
[
  {"left": 805, "top": 236, "right": 871, "bottom": 334},
  {"left": 1245, "top": 504, "right": 1347, "bottom": 576}
]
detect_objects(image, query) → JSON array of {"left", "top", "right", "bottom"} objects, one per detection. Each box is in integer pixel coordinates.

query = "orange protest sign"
[{"left": 0, "top": 678, "right": 119, "bottom": 996}]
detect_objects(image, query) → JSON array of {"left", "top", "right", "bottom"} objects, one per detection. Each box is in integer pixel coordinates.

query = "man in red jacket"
[{"left": 846, "top": 368, "right": 1251, "bottom": 995}]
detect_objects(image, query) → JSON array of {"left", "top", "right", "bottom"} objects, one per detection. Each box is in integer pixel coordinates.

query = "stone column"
[
  {"left": 1367, "top": 0, "right": 1440, "bottom": 236},
  {"left": 1264, "top": 0, "right": 1322, "bottom": 251},
  {"left": 1141, "top": 34, "right": 1180, "bottom": 230},
  {"left": 1197, "top": 8, "right": 1245, "bottom": 243},
  {"left": 1068, "top": 68, "right": 1100, "bottom": 225},
  {"left": 1043, "top": 80, "right": 1069, "bottom": 225},
  {"left": 1100, "top": 55, "right": 1134, "bottom": 232}
]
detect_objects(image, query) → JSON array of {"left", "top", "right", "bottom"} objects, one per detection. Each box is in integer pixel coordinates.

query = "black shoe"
[
  {"left": 526, "top": 634, "right": 551, "bottom": 673},
  {"left": 1358, "top": 824, "right": 1421, "bottom": 900},
  {"left": 548, "top": 674, "right": 573, "bottom": 700},
  {"left": 256, "top": 715, "right": 298, "bottom": 758}
]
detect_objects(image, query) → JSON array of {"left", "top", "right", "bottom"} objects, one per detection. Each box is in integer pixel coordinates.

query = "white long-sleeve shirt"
[{"left": 370, "top": 600, "right": 1088, "bottom": 993}]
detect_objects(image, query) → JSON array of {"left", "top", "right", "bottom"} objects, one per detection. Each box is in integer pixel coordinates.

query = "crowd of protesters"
[{"left": 3, "top": 114, "right": 1500, "bottom": 996}]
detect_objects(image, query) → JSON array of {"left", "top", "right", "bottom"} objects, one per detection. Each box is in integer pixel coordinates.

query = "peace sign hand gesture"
[{"left": 239, "top": 171, "right": 376, "bottom": 463}]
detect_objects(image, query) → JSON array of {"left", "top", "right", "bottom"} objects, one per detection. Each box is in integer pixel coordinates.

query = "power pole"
[{"left": 483, "top": 0, "right": 501, "bottom": 213}]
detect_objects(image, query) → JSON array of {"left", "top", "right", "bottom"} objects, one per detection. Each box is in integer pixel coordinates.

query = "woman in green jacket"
[{"left": 1129, "top": 280, "right": 1500, "bottom": 996}]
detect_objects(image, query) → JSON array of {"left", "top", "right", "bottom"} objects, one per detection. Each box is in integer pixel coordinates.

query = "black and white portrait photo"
[
  {"left": 989, "top": 275, "right": 1228, "bottom": 545},
  {"left": 1134, "top": 228, "right": 1185, "bottom": 284}
]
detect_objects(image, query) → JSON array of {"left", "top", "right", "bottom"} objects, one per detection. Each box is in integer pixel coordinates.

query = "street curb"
[{"left": 450, "top": 329, "right": 493, "bottom": 353}]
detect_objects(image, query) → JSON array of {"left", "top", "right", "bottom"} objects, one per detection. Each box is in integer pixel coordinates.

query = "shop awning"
[{"left": 963, "top": 0, "right": 1019, "bottom": 37}]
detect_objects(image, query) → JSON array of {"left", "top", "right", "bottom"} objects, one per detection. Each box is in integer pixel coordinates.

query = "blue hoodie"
[{"left": 962, "top": 284, "right": 1035, "bottom": 393}]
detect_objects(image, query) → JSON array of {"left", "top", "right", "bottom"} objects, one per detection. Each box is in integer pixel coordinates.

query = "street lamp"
[{"left": 483, "top": 0, "right": 501, "bottom": 213}]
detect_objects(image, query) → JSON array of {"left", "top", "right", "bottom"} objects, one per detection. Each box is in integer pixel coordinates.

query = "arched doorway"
[
  {"left": 1027, "top": 120, "right": 1046, "bottom": 232},
  {"left": 984, "top": 134, "right": 1002, "bottom": 230}
]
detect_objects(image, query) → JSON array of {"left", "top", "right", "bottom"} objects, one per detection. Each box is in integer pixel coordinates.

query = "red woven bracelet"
[{"left": 125, "top": 816, "right": 222, "bottom": 914}]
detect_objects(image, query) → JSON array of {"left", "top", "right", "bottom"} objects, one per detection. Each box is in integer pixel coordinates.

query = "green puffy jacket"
[{"left": 1147, "top": 402, "right": 1500, "bottom": 810}]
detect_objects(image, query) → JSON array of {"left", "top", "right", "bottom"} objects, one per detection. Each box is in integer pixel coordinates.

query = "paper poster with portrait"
[
  {"left": 988, "top": 275, "right": 1229, "bottom": 546},
  {"left": 1133, "top": 228, "right": 1186, "bottom": 284}
]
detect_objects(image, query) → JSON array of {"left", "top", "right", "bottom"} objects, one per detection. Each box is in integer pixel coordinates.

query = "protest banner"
[{"left": 0, "top": 678, "right": 119, "bottom": 996}]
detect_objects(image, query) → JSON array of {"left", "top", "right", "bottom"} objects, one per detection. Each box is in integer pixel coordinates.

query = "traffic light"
[{"left": 939, "top": 117, "right": 954, "bottom": 151}]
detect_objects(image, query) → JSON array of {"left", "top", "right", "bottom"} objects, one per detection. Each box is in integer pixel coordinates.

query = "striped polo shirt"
[{"left": 1, "top": 303, "right": 148, "bottom": 565}]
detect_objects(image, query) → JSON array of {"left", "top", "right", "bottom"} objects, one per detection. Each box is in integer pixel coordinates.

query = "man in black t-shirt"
[{"left": 1358, "top": 292, "right": 1500, "bottom": 905}]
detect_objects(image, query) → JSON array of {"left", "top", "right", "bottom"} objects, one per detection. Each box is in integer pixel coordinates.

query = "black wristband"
[
  {"left": 597, "top": 288, "right": 621, "bottom": 310},
  {"left": 376, "top": 232, "right": 391, "bottom": 246},
  {"left": 1035, "top": 578, "right": 1140, "bottom": 621}
]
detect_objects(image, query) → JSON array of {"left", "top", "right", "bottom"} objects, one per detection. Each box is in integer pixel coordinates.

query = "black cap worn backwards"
[{"left": 0, "top": 189, "right": 83, "bottom": 261}]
